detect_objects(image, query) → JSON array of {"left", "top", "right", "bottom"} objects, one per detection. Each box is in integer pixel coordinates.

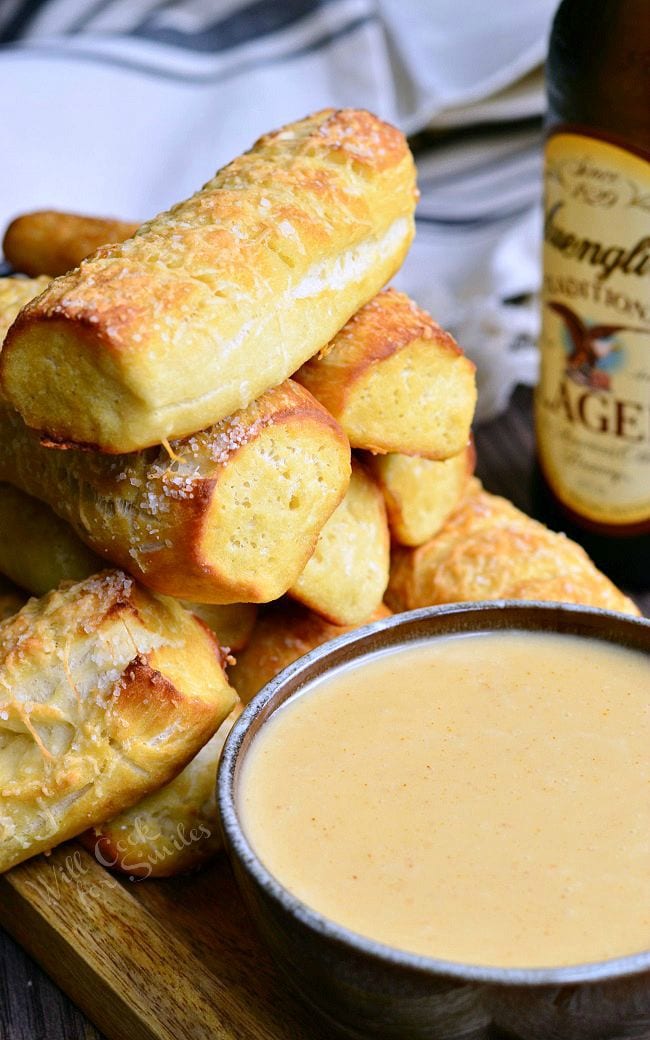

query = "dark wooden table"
[{"left": 1, "top": 385, "right": 647, "bottom": 1040}]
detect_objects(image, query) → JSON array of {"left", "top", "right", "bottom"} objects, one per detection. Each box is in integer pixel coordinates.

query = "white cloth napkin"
[{"left": 0, "top": 0, "right": 555, "bottom": 419}]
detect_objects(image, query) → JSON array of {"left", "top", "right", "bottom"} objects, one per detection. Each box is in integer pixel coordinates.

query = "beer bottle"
[{"left": 535, "top": 0, "right": 650, "bottom": 587}]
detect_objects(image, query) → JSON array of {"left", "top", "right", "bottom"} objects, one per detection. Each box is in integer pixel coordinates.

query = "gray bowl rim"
[{"left": 218, "top": 600, "right": 650, "bottom": 988}]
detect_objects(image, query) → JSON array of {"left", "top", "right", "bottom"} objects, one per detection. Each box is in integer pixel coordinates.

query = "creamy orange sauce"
[{"left": 238, "top": 631, "right": 650, "bottom": 968}]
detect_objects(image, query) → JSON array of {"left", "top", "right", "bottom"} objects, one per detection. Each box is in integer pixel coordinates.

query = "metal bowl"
[{"left": 218, "top": 601, "right": 650, "bottom": 1040}]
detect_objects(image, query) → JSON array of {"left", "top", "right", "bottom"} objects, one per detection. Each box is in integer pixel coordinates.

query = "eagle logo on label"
[{"left": 545, "top": 301, "right": 640, "bottom": 391}]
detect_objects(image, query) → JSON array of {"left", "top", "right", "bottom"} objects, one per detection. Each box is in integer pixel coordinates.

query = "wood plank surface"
[
  {"left": 1, "top": 387, "right": 648, "bottom": 1040},
  {"left": 0, "top": 845, "right": 330, "bottom": 1040}
]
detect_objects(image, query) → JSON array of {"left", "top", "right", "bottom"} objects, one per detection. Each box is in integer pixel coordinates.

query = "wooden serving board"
[{"left": 0, "top": 843, "right": 331, "bottom": 1040}]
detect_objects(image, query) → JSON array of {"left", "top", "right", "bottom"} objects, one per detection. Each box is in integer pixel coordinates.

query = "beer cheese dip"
[{"left": 238, "top": 631, "right": 650, "bottom": 968}]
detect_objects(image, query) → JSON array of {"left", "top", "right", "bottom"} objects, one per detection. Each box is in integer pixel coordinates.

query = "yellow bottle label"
[{"left": 536, "top": 132, "right": 650, "bottom": 527}]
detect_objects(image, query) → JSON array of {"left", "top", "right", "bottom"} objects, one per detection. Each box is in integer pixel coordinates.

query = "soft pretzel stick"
[
  {"left": 386, "top": 481, "right": 640, "bottom": 616},
  {"left": 295, "top": 289, "right": 476, "bottom": 459},
  {"left": 288, "top": 460, "right": 389, "bottom": 626},
  {"left": 0, "top": 379, "right": 351, "bottom": 603},
  {"left": 363, "top": 439, "right": 476, "bottom": 547},
  {"left": 3, "top": 210, "right": 138, "bottom": 277},
  {"left": 2, "top": 108, "right": 416, "bottom": 452},
  {"left": 0, "top": 570, "right": 237, "bottom": 873}
]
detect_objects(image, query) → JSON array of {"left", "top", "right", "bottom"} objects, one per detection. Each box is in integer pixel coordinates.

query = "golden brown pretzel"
[{"left": 2, "top": 109, "right": 416, "bottom": 452}]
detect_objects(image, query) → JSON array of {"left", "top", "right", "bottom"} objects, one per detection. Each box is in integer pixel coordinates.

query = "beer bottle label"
[{"left": 536, "top": 131, "right": 650, "bottom": 528}]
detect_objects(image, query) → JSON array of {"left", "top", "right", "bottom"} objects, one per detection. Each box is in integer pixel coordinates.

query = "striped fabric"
[{"left": 0, "top": 0, "right": 556, "bottom": 418}]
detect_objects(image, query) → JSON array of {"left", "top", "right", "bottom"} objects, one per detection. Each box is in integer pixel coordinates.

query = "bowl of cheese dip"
[{"left": 218, "top": 602, "right": 650, "bottom": 1040}]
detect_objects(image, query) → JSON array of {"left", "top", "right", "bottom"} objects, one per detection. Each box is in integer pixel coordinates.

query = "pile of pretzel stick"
[{"left": 0, "top": 109, "right": 638, "bottom": 879}]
